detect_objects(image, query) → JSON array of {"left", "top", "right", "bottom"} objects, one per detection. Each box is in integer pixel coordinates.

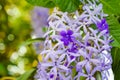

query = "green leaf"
[
  {"left": 107, "top": 15, "right": 120, "bottom": 48},
  {"left": 54, "top": 0, "right": 80, "bottom": 12},
  {"left": 95, "top": 72, "right": 102, "bottom": 80},
  {"left": 19, "top": 38, "right": 45, "bottom": 47},
  {"left": 111, "top": 39, "right": 120, "bottom": 48},
  {"left": 80, "top": 76, "right": 85, "bottom": 80},
  {"left": 17, "top": 68, "right": 35, "bottom": 80},
  {"left": 72, "top": 68, "right": 76, "bottom": 77},
  {"left": 42, "top": 27, "right": 48, "bottom": 32},
  {"left": 26, "top": 0, "right": 80, "bottom": 12},
  {"left": 100, "top": 0, "right": 120, "bottom": 14},
  {"left": 26, "top": 0, "right": 55, "bottom": 8},
  {"left": 111, "top": 47, "right": 120, "bottom": 80}
]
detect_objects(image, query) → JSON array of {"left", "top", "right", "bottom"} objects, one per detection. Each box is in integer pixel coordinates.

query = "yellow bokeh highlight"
[
  {"left": 38, "top": 54, "right": 43, "bottom": 62},
  {"left": 0, "top": 77, "right": 15, "bottom": 80}
]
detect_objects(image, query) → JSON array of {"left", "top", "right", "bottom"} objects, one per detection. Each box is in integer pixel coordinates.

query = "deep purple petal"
[
  {"left": 96, "top": 18, "right": 109, "bottom": 34},
  {"left": 61, "top": 38, "right": 66, "bottom": 41},
  {"left": 101, "top": 18, "right": 106, "bottom": 24},
  {"left": 60, "top": 31, "right": 67, "bottom": 36},
  {"left": 70, "top": 56, "right": 75, "bottom": 60},
  {"left": 109, "top": 40, "right": 114, "bottom": 43},
  {"left": 97, "top": 22, "right": 102, "bottom": 28},
  {"left": 64, "top": 40, "right": 69, "bottom": 46},
  {"left": 64, "top": 61, "right": 68, "bottom": 66},
  {"left": 50, "top": 74, "right": 54, "bottom": 78},
  {"left": 67, "top": 30, "right": 73, "bottom": 35},
  {"left": 68, "top": 36, "right": 73, "bottom": 42}
]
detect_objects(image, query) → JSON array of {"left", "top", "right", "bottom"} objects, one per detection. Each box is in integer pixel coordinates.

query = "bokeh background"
[
  {"left": 0, "top": 0, "right": 48, "bottom": 79},
  {"left": 0, "top": 0, "right": 120, "bottom": 80}
]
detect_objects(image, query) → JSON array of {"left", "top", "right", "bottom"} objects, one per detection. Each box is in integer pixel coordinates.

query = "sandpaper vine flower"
[{"left": 35, "top": 0, "right": 113, "bottom": 80}]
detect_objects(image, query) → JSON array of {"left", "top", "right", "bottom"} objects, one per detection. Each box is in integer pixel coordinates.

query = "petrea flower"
[
  {"left": 97, "top": 18, "right": 109, "bottom": 33},
  {"left": 76, "top": 0, "right": 107, "bottom": 25},
  {"left": 31, "top": 7, "right": 49, "bottom": 26},
  {"left": 74, "top": 67, "right": 96, "bottom": 80},
  {"left": 60, "top": 30, "right": 74, "bottom": 46},
  {"left": 60, "top": 30, "right": 79, "bottom": 54},
  {"left": 35, "top": 0, "right": 113, "bottom": 80},
  {"left": 68, "top": 43, "right": 78, "bottom": 53},
  {"left": 31, "top": 7, "right": 49, "bottom": 54}
]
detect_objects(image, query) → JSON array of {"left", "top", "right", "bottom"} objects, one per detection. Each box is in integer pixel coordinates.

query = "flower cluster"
[
  {"left": 31, "top": 7, "right": 49, "bottom": 53},
  {"left": 31, "top": 6, "right": 49, "bottom": 37},
  {"left": 35, "top": 0, "right": 112, "bottom": 80}
]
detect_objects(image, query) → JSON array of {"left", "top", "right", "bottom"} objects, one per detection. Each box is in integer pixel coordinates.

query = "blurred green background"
[
  {"left": 0, "top": 0, "right": 120, "bottom": 80},
  {"left": 0, "top": 0, "right": 39, "bottom": 79}
]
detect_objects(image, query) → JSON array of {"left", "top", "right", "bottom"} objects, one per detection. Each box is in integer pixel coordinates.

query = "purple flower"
[
  {"left": 35, "top": 0, "right": 113, "bottom": 80},
  {"left": 60, "top": 30, "right": 74, "bottom": 46},
  {"left": 60, "top": 30, "right": 78, "bottom": 53},
  {"left": 31, "top": 7, "right": 49, "bottom": 28},
  {"left": 97, "top": 18, "right": 109, "bottom": 33},
  {"left": 31, "top": 7, "right": 49, "bottom": 37},
  {"left": 31, "top": 7, "right": 49, "bottom": 54},
  {"left": 68, "top": 43, "right": 78, "bottom": 53},
  {"left": 50, "top": 74, "right": 54, "bottom": 78}
]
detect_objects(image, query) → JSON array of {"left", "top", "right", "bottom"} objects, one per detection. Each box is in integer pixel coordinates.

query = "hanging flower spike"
[{"left": 35, "top": 0, "right": 113, "bottom": 79}]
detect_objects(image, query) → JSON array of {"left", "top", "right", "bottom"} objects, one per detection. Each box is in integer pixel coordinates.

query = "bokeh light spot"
[
  {"left": 6, "top": 5, "right": 21, "bottom": 17},
  {"left": 0, "top": 43, "right": 5, "bottom": 51},
  {"left": 18, "top": 46, "right": 27, "bottom": 56},
  {"left": 7, "top": 34, "right": 15, "bottom": 41}
]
